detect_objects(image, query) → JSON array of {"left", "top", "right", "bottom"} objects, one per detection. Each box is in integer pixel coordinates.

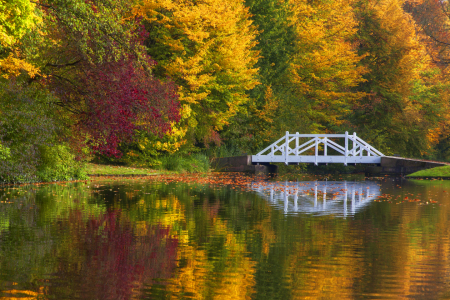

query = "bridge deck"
[{"left": 252, "top": 155, "right": 381, "bottom": 164}]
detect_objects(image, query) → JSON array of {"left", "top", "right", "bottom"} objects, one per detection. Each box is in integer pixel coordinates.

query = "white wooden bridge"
[{"left": 252, "top": 132, "right": 384, "bottom": 166}]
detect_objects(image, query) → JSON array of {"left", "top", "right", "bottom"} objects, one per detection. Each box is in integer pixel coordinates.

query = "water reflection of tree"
[{"left": 47, "top": 209, "right": 178, "bottom": 300}]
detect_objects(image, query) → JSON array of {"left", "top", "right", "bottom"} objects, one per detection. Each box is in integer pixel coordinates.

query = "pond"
[{"left": 1, "top": 173, "right": 450, "bottom": 299}]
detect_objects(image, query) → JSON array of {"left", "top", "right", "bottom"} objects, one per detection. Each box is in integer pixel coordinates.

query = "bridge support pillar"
[{"left": 212, "top": 155, "right": 278, "bottom": 174}]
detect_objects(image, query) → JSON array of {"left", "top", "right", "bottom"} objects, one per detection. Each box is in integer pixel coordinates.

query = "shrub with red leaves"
[
  {"left": 79, "top": 57, "right": 180, "bottom": 157},
  {"left": 39, "top": 0, "right": 181, "bottom": 158}
]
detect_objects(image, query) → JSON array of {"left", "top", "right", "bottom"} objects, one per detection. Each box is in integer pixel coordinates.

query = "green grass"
[
  {"left": 407, "top": 165, "right": 450, "bottom": 178},
  {"left": 159, "top": 153, "right": 210, "bottom": 173},
  {"left": 86, "top": 153, "right": 211, "bottom": 176},
  {"left": 85, "top": 163, "right": 161, "bottom": 176}
]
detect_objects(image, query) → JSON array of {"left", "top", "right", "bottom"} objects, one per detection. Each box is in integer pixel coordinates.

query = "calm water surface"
[{"left": 1, "top": 174, "right": 450, "bottom": 299}]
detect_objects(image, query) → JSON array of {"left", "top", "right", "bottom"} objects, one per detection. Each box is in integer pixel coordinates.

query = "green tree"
[{"left": 0, "top": 81, "right": 84, "bottom": 182}]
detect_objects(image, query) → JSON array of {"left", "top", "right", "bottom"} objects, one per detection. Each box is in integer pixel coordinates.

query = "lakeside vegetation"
[
  {"left": 2, "top": 0, "right": 450, "bottom": 183},
  {"left": 85, "top": 163, "right": 160, "bottom": 176},
  {"left": 407, "top": 166, "right": 450, "bottom": 178}
]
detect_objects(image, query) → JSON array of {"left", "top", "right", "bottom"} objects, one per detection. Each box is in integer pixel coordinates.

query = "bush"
[
  {"left": 37, "top": 145, "right": 88, "bottom": 182},
  {"left": 0, "top": 81, "right": 86, "bottom": 183},
  {"left": 159, "top": 153, "right": 210, "bottom": 173},
  {"left": 203, "top": 144, "right": 245, "bottom": 159}
]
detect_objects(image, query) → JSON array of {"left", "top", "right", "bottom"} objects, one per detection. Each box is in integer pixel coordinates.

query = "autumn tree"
[
  {"left": 408, "top": 68, "right": 450, "bottom": 158},
  {"left": 46, "top": 57, "right": 181, "bottom": 158},
  {"left": 135, "top": 0, "right": 260, "bottom": 148},
  {"left": 0, "top": 0, "right": 40, "bottom": 78},
  {"left": 215, "top": 0, "right": 366, "bottom": 154},
  {"left": 350, "top": 0, "right": 447, "bottom": 156},
  {"left": 278, "top": 0, "right": 366, "bottom": 134},
  {"left": 404, "top": 0, "right": 450, "bottom": 67},
  {"left": 31, "top": 0, "right": 181, "bottom": 157},
  {"left": 219, "top": 0, "right": 295, "bottom": 152}
]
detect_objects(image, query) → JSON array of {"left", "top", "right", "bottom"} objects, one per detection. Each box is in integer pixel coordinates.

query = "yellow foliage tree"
[
  {"left": 282, "top": 0, "right": 367, "bottom": 133},
  {"left": 134, "top": 0, "right": 260, "bottom": 146},
  {"left": 0, "top": 0, "right": 41, "bottom": 78}
]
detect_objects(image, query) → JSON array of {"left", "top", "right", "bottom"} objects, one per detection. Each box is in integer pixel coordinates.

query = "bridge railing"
[{"left": 252, "top": 132, "right": 384, "bottom": 165}]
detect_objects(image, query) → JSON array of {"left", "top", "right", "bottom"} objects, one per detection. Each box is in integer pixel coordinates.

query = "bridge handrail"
[
  {"left": 353, "top": 136, "right": 384, "bottom": 157},
  {"left": 254, "top": 132, "right": 384, "bottom": 165}
]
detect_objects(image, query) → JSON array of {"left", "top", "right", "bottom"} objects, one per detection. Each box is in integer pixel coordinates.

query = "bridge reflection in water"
[{"left": 251, "top": 180, "right": 381, "bottom": 217}]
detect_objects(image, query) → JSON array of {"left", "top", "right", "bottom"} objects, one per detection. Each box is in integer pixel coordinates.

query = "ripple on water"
[{"left": 1, "top": 177, "right": 450, "bottom": 299}]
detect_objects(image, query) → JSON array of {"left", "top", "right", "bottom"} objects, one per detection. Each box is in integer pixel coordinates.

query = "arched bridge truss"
[{"left": 252, "top": 132, "right": 384, "bottom": 165}]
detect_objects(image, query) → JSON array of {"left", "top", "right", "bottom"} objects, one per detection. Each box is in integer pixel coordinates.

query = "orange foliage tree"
[
  {"left": 350, "top": 0, "right": 449, "bottom": 156},
  {"left": 405, "top": 0, "right": 450, "bottom": 67}
]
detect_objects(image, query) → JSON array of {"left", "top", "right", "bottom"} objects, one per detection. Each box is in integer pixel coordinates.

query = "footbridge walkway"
[
  {"left": 252, "top": 132, "right": 382, "bottom": 165},
  {"left": 213, "top": 132, "right": 449, "bottom": 175}
]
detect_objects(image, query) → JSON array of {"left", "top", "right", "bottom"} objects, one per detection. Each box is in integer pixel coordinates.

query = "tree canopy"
[{"left": 1, "top": 0, "right": 450, "bottom": 179}]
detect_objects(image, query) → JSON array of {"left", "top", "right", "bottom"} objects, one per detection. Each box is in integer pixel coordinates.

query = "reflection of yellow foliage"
[
  {"left": 212, "top": 257, "right": 255, "bottom": 300},
  {"left": 167, "top": 218, "right": 256, "bottom": 299},
  {"left": 0, "top": 286, "right": 45, "bottom": 300},
  {"left": 154, "top": 196, "right": 187, "bottom": 224},
  {"left": 168, "top": 244, "right": 210, "bottom": 299},
  {"left": 213, "top": 232, "right": 256, "bottom": 299},
  {"left": 254, "top": 218, "right": 277, "bottom": 256},
  {"left": 284, "top": 224, "right": 364, "bottom": 299}
]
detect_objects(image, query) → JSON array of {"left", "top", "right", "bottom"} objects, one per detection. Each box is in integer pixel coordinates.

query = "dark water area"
[{"left": 1, "top": 174, "right": 450, "bottom": 299}]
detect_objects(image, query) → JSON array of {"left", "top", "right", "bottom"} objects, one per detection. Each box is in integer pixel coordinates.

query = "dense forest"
[{"left": 1, "top": 0, "right": 450, "bottom": 181}]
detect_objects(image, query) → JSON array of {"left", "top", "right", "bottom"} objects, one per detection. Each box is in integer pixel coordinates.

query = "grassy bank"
[
  {"left": 85, "top": 163, "right": 162, "bottom": 176},
  {"left": 407, "top": 165, "right": 450, "bottom": 178},
  {"left": 88, "top": 153, "right": 211, "bottom": 176}
]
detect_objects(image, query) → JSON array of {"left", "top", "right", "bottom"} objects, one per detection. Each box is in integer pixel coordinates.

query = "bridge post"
[
  {"left": 285, "top": 131, "right": 289, "bottom": 165},
  {"left": 315, "top": 137, "right": 318, "bottom": 165},
  {"left": 344, "top": 131, "right": 348, "bottom": 166}
]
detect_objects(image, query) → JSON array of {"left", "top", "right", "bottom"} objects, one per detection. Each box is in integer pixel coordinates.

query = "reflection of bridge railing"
[
  {"left": 251, "top": 181, "right": 381, "bottom": 217},
  {"left": 252, "top": 132, "right": 384, "bottom": 165}
]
